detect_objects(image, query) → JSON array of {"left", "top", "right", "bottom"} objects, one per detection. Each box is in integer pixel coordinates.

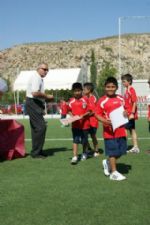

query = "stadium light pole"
[
  {"left": 118, "top": 17, "right": 121, "bottom": 78},
  {"left": 118, "top": 17, "right": 123, "bottom": 94}
]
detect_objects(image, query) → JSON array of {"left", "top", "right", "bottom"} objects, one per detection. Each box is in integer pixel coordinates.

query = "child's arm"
[
  {"left": 67, "top": 100, "right": 73, "bottom": 117},
  {"left": 95, "top": 114, "right": 111, "bottom": 125},
  {"left": 80, "top": 111, "right": 91, "bottom": 119},
  {"left": 128, "top": 86, "right": 137, "bottom": 119},
  {"left": 95, "top": 98, "right": 111, "bottom": 125},
  {"left": 123, "top": 110, "right": 128, "bottom": 118},
  {"left": 80, "top": 98, "right": 92, "bottom": 118},
  {"left": 68, "top": 111, "right": 73, "bottom": 117},
  {"left": 129, "top": 102, "right": 137, "bottom": 119},
  {"left": 88, "top": 95, "right": 97, "bottom": 117}
]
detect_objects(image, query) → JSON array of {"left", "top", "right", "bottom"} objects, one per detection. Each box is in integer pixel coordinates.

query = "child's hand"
[
  {"left": 47, "top": 94, "right": 54, "bottom": 100},
  {"left": 45, "top": 94, "right": 54, "bottom": 102},
  {"left": 123, "top": 111, "right": 128, "bottom": 118},
  {"left": 79, "top": 115, "right": 83, "bottom": 119},
  {"left": 129, "top": 113, "right": 134, "bottom": 120},
  {"left": 103, "top": 118, "right": 111, "bottom": 125}
]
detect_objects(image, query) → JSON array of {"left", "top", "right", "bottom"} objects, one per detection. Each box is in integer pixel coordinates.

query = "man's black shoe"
[
  {"left": 31, "top": 154, "right": 46, "bottom": 159},
  {"left": 40, "top": 151, "right": 48, "bottom": 157}
]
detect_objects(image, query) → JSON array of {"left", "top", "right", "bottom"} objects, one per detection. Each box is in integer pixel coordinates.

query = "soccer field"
[{"left": 0, "top": 118, "right": 150, "bottom": 225}]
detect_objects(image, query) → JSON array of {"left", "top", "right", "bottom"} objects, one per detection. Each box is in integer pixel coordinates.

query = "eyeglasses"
[{"left": 40, "top": 68, "right": 49, "bottom": 71}]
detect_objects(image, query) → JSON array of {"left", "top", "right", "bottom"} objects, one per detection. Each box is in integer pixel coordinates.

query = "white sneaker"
[
  {"left": 94, "top": 152, "right": 100, "bottom": 157},
  {"left": 102, "top": 159, "right": 110, "bottom": 176},
  {"left": 127, "top": 146, "right": 140, "bottom": 153},
  {"left": 81, "top": 153, "right": 88, "bottom": 161},
  {"left": 110, "top": 171, "right": 126, "bottom": 181},
  {"left": 71, "top": 156, "right": 78, "bottom": 164}
]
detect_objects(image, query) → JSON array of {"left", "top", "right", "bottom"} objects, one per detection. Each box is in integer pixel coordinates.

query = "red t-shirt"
[
  {"left": 88, "top": 95, "right": 99, "bottom": 128},
  {"left": 68, "top": 97, "right": 90, "bottom": 129},
  {"left": 124, "top": 86, "right": 138, "bottom": 119},
  {"left": 95, "top": 95, "right": 126, "bottom": 139},
  {"left": 60, "top": 101, "right": 68, "bottom": 115}
]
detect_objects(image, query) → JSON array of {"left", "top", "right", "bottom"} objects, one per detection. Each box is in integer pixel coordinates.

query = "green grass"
[{"left": 0, "top": 118, "right": 150, "bottom": 225}]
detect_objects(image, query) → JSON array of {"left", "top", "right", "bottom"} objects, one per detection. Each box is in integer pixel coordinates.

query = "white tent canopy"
[
  {"left": 118, "top": 79, "right": 150, "bottom": 97},
  {"left": 13, "top": 68, "right": 87, "bottom": 91}
]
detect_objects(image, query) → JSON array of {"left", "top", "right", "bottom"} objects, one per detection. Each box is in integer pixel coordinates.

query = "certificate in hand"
[
  {"left": 0, "top": 78, "right": 8, "bottom": 93},
  {"left": 109, "top": 106, "right": 128, "bottom": 131},
  {"left": 60, "top": 115, "right": 81, "bottom": 126}
]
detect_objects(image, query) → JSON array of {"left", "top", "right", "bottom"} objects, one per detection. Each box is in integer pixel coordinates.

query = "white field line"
[{"left": 25, "top": 137, "right": 150, "bottom": 141}]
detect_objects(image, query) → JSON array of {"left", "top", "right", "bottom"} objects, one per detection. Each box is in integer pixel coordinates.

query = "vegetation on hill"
[{"left": 0, "top": 33, "right": 150, "bottom": 89}]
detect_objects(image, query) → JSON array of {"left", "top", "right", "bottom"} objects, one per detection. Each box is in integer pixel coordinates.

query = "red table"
[{"left": 0, "top": 119, "right": 26, "bottom": 160}]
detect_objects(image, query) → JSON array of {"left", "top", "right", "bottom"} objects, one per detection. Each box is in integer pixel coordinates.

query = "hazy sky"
[{"left": 0, "top": 0, "right": 150, "bottom": 50}]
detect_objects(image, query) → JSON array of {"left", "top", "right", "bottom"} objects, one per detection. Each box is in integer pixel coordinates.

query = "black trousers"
[{"left": 26, "top": 98, "right": 47, "bottom": 156}]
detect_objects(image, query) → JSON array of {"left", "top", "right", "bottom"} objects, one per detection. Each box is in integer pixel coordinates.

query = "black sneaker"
[{"left": 40, "top": 151, "right": 48, "bottom": 157}]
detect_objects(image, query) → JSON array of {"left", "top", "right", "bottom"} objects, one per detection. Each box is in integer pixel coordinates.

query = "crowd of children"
[
  {"left": 59, "top": 73, "right": 148, "bottom": 181},
  {"left": 1, "top": 73, "right": 148, "bottom": 181}
]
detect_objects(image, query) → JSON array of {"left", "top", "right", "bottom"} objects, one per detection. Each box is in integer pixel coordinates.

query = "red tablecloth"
[{"left": 0, "top": 119, "right": 26, "bottom": 160}]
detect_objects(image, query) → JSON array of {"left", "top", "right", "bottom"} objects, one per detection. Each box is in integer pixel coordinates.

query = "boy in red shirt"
[
  {"left": 121, "top": 74, "right": 140, "bottom": 153},
  {"left": 95, "top": 77, "right": 127, "bottom": 181},
  {"left": 68, "top": 83, "right": 90, "bottom": 164},
  {"left": 83, "top": 82, "right": 99, "bottom": 157},
  {"left": 59, "top": 98, "right": 68, "bottom": 127},
  {"left": 60, "top": 98, "right": 68, "bottom": 119}
]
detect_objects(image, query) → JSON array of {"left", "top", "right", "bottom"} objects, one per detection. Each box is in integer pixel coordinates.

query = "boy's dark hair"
[
  {"left": 104, "top": 77, "right": 118, "bottom": 88},
  {"left": 121, "top": 73, "right": 133, "bottom": 84},
  {"left": 72, "top": 82, "right": 83, "bottom": 90},
  {"left": 83, "top": 82, "right": 94, "bottom": 92}
]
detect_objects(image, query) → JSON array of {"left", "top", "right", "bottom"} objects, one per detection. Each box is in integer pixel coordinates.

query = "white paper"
[
  {"left": 109, "top": 106, "right": 128, "bottom": 131},
  {"left": 60, "top": 115, "right": 81, "bottom": 126},
  {"left": 0, "top": 78, "right": 8, "bottom": 93}
]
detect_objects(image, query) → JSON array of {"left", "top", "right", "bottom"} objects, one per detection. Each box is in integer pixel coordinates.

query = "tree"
[
  {"left": 97, "top": 62, "right": 117, "bottom": 97},
  {"left": 45, "top": 89, "right": 72, "bottom": 102},
  {"left": 90, "top": 49, "right": 97, "bottom": 88}
]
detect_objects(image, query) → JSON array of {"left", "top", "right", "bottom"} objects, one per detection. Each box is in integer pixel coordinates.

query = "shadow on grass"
[
  {"left": 87, "top": 148, "right": 104, "bottom": 157},
  {"left": 43, "top": 147, "right": 70, "bottom": 157},
  {"left": 0, "top": 153, "right": 30, "bottom": 162},
  {"left": 76, "top": 148, "right": 104, "bottom": 162},
  {"left": 99, "top": 148, "right": 104, "bottom": 154},
  {"left": 117, "top": 163, "right": 132, "bottom": 174}
]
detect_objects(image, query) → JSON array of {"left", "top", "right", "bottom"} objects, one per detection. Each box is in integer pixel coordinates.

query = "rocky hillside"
[{"left": 0, "top": 33, "right": 150, "bottom": 86}]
